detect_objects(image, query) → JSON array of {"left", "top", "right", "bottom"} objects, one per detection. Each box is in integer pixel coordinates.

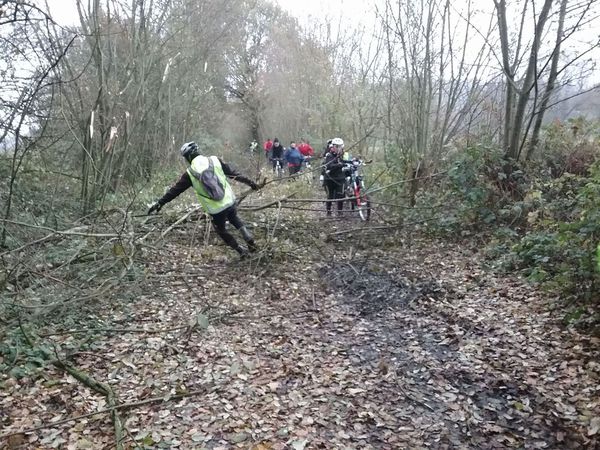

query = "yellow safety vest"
[{"left": 187, "top": 155, "right": 235, "bottom": 214}]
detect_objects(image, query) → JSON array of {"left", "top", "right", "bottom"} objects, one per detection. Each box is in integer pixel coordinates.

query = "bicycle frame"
[
  {"left": 344, "top": 161, "right": 370, "bottom": 220},
  {"left": 347, "top": 171, "right": 364, "bottom": 203},
  {"left": 272, "top": 158, "right": 284, "bottom": 177}
]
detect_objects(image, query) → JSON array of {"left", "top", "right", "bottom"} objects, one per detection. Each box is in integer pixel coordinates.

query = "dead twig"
[
  {"left": 0, "top": 233, "right": 59, "bottom": 255},
  {"left": 0, "top": 219, "right": 123, "bottom": 239},
  {"left": 261, "top": 162, "right": 327, "bottom": 186},
  {"left": 240, "top": 192, "right": 298, "bottom": 212},
  {"left": 0, "top": 385, "right": 215, "bottom": 440},
  {"left": 3, "top": 281, "right": 115, "bottom": 311},
  {"left": 39, "top": 324, "right": 190, "bottom": 337},
  {"left": 16, "top": 325, "right": 126, "bottom": 448},
  {"left": 159, "top": 207, "right": 206, "bottom": 238}
]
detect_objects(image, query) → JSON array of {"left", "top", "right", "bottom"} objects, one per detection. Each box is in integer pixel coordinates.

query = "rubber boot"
[
  {"left": 239, "top": 226, "right": 257, "bottom": 252},
  {"left": 235, "top": 245, "right": 249, "bottom": 258}
]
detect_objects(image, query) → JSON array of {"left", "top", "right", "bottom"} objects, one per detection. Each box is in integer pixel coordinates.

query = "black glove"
[
  {"left": 147, "top": 201, "right": 163, "bottom": 215},
  {"left": 249, "top": 181, "right": 259, "bottom": 191}
]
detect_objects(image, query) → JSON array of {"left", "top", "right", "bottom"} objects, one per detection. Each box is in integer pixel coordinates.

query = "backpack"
[{"left": 189, "top": 158, "right": 225, "bottom": 201}]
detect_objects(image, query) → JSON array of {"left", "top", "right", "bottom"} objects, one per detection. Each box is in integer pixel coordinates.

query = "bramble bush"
[
  {"left": 508, "top": 164, "right": 600, "bottom": 298},
  {"left": 419, "top": 144, "right": 532, "bottom": 234},
  {"left": 410, "top": 120, "right": 600, "bottom": 317}
]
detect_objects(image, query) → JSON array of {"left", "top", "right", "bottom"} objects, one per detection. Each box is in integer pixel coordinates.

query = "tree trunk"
[
  {"left": 497, "top": 0, "right": 554, "bottom": 160},
  {"left": 526, "top": 0, "right": 568, "bottom": 160}
]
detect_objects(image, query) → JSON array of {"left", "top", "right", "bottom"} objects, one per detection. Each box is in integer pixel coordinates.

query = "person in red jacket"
[
  {"left": 263, "top": 138, "right": 273, "bottom": 160},
  {"left": 298, "top": 139, "right": 314, "bottom": 158}
]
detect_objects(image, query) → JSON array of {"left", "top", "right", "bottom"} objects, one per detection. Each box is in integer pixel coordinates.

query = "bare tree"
[
  {"left": 495, "top": 0, "right": 554, "bottom": 161},
  {"left": 51, "top": 0, "right": 243, "bottom": 212},
  {"left": 525, "top": 0, "right": 600, "bottom": 159},
  {"left": 224, "top": 0, "right": 285, "bottom": 144},
  {"left": 378, "top": 0, "right": 493, "bottom": 205},
  {"left": 0, "top": 1, "right": 75, "bottom": 246}
]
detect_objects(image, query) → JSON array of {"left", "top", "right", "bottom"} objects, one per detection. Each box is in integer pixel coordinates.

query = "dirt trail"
[{"left": 1, "top": 205, "right": 599, "bottom": 449}]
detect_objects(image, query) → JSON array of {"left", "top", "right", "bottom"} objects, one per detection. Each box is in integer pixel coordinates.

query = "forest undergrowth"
[{"left": 1, "top": 173, "right": 599, "bottom": 449}]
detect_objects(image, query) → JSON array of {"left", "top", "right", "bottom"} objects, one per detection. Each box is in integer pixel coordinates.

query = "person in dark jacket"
[
  {"left": 284, "top": 141, "right": 304, "bottom": 175},
  {"left": 321, "top": 139, "right": 333, "bottom": 157},
  {"left": 322, "top": 137, "right": 350, "bottom": 216},
  {"left": 148, "top": 142, "right": 259, "bottom": 257},
  {"left": 270, "top": 138, "right": 285, "bottom": 172}
]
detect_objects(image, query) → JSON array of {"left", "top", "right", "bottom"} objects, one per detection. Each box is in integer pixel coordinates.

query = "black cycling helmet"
[{"left": 180, "top": 141, "right": 200, "bottom": 162}]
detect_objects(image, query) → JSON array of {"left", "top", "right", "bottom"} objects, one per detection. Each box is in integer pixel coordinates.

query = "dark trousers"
[
  {"left": 211, "top": 205, "right": 245, "bottom": 250},
  {"left": 288, "top": 165, "right": 301, "bottom": 176},
  {"left": 325, "top": 179, "right": 344, "bottom": 214}
]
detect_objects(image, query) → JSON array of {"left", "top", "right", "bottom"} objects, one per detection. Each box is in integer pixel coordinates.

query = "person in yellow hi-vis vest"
[{"left": 148, "top": 142, "right": 260, "bottom": 257}]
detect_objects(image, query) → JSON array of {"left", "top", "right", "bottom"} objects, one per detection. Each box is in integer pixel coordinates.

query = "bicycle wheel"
[{"left": 356, "top": 193, "right": 370, "bottom": 221}]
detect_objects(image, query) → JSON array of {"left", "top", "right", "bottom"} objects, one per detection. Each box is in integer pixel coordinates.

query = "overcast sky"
[
  {"left": 40, "top": 0, "right": 600, "bottom": 85},
  {"left": 45, "top": 0, "right": 375, "bottom": 26},
  {"left": 276, "top": 0, "right": 374, "bottom": 24}
]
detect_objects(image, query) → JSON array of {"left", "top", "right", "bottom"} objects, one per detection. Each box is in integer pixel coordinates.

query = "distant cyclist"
[
  {"left": 263, "top": 138, "right": 273, "bottom": 160},
  {"left": 270, "top": 138, "right": 284, "bottom": 172},
  {"left": 285, "top": 141, "right": 304, "bottom": 176},
  {"left": 249, "top": 140, "right": 258, "bottom": 154},
  {"left": 299, "top": 139, "right": 315, "bottom": 172},
  {"left": 299, "top": 139, "right": 314, "bottom": 158}
]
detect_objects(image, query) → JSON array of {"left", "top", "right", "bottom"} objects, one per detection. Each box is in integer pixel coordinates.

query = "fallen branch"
[
  {"left": 2, "top": 281, "right": 115, "bottom": 311},
  {"left": 159, "top": 207, "right": 205, "bottom": 238},
  {"left": 16, "top": 325, "right": 126, "bottom": 448},
  {"left": 0, "top": 233, "right": 59, "bottom": 255},
  {"left": 240, "top": 205, "right": 327, "bottom": 213},
  {"left": 235, "top": 177, "right": 268, "bottom": 206},
  {"left": 326, "top": 214, "right": 446, "bottom": 237},
  {"left": 328, "top": 224, "right": 399, "bottom": 237},
  {"left": 364, "top": 170, "right": 449, "bottom": 196},
  {"left": 260, "top": 162, "right": 326, "bottom": 186},
  {"left": 240, "top": 191, "right": 298, "bottom": 212},
  {"left": 0, "top": 385, "right": 215, "bottom": 440},
  {"left": 268, "top": 201, "right": 283, "bottom": 245},
  {"left": 238, "top": 172, "right": 447, "bottom": 210},
  {"left": 0, "top": 219, "right": 122, "bottom": 238},
  {"left": 39, "top": 324, "right": 190, "bottom": 337}
]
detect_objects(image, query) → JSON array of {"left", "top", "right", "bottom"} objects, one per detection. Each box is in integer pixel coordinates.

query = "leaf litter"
[{"left": 1, "top": 209, "right": 599, "bottom": 449}]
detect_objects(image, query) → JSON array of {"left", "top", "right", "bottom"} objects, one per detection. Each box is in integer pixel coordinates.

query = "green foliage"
[
  {"left": 446, "top": 145, "right": 495, "bottom": 229},
  {"left": 400, "top": 129, "right": 600, "bottom": 307},
  {"left": 422, "top": 144, "right": 529, "bottom": 234},
  {"left": 0, "top": 326, "right": 48, "bottom": 379},
  {"left": 508, "top": 163, "right": 600, "bottom": 296},
  {"left": 539, "top": 117, "right": 600, "bottom": 178},
  {"left": 1, "top": 154, "right": 84, "bottom": 248}
]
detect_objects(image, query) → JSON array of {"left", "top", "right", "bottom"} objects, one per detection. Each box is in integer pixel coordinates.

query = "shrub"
[
  {"left": 420, "top": 144, "right": 530, "bottom": 233},
  {"left": 509, "top": 163, "right": 600, "bottom": 297},
  {"left": 540, "top": 117, "right": 600, "bottom": 178}
]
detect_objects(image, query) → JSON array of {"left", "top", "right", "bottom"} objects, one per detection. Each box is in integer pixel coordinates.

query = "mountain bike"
[
  {"left": 272, "top": 158, "right": 284, "bottom": 178},
  {"left": 343, "top": 159, "right": 371, "bottom": 221}
]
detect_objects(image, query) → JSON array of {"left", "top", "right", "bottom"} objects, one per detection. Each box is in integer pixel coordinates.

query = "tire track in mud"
[{"left": 318, "top": 250, "right": 597, "bottom": 449}]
